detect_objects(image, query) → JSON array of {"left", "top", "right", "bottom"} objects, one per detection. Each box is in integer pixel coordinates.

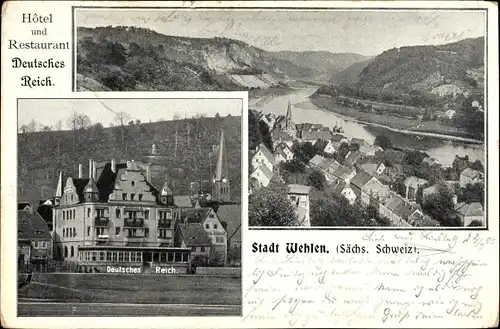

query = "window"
[
  {"left": 70, "top": 246, "right": 74, "bottom": 257},
  {"left": 123, "top": 193, "right": 127, "bottom": 200},
  {"left": 99, "top": 251, "right": 105, "bottom": 261},
  {"left": 64, "top": 246, "right": 68, "bottom": 257},
  {"left": 138, "top": 194, "right": 143, "bottom": 201},
  {"left": 116, "top": 209, "right": 121, "bottom": 218},
  {"left": 63, "top": 211, "right": 65, "bottom": 220},
  {"left": 116, "top": 227, "right": 121, "bottom": 235},
  {"left": 96, "top": 227, "right": 105, "bottom": 235},
  {"left": 71, "top": 194, "right": 74, "bottom": 202},
  {"left": 145, "top": 210, "right": 149, "bottom": 220},
  {"left": 200, "top": 247, "right": 205, "bottom": 252},
  {"left": 131, "top": 181, "right": 135, "bottom": 187},
  {"left": 144, "top": 228, "right": 149, "bottom": 237},
  {"left": 191, "top": 247, "right": 196, "bottom": 251},
  {"left": 111, "top": 252, "right": 117, "bottom": 262},
  {"left": 73, "top": 209, "right": 75, "bottom": 218},
  {"left": 205, "top": 223, "right": 210, "bottom": 229},
  {"left": 131, "top": 193, "right": 135, "bottom": 200},
  {"left": 73, "top": 227, "right": 76, "bottom": 237},
  {"left": 87, "top": 226, "right": 90, "bottom": 236},
  {"left": 87, "top": 208, "right": 91, "bottom": 217},
  {"left": 214, "top": 224, "right": 218, "bottom": 229}
]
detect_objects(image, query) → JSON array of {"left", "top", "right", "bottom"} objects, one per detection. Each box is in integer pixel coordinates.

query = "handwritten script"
[{"left": 242, "top": 231, "right": 497, "bottom": 327}]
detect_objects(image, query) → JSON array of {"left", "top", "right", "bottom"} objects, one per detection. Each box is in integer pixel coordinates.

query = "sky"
[
  {"left": 18, "top": 98, "right": 243, "bottom": 130},
  {"left": 76, "top": 9, "right": 485, "bottom": 56}
]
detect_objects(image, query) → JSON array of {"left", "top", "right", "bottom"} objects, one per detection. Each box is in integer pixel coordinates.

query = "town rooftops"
[
  {"left": 18, "top": 210, "right": 52, "bottom": 240},
  {"left": 181, "top": 207, "right": 213, "bottom": 224},
  {"left": 217, "top": 204, "right": 241, "bottom": 242},
  {"left": 362, "top": 179, "right": 390, "bottom": 198},
  {"left": 460, "top": 168, "right": 483, "bottom": 179},
  {"left": 302, "top": 130, "right": 333, "bottom": 142},
  {"left": 350, "top": 171, "right": 374, "bottom": 189},
  {"left": 454, "top": 202, "right": 484, "bottom": 217},
  {"left": 287, "top": 184, "right": 311, "bottom": 195},
  {"left": 177, "top": 223, "right": 211, "bottom": 247}
]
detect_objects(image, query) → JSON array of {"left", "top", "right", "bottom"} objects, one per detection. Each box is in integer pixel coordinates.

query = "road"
[{"left": 18, "top": 301, "right": 241, "bottom": 316}]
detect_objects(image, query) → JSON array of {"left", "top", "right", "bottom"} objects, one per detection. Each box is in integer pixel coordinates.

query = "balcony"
[
  {"left": 94, "top": 217, "right": 109, "bottom": 227},
  {"left": 157, "top": 219, "right": 172, "bottom": 228},
  {"left": 124, "top": 235, "right": 145, "bottom": 245},
  {"left": 96, "top": 234, "right": 110, "bottom": 245},
  {"left": 124, "top": 217, "right": 144, "bottom": 227}
]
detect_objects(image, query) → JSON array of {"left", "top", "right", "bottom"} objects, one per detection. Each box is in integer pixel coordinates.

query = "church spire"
[
  {"left": 55, "top": 171, "right": 63, "bottom": 198},
  {"left": 214, "top": 130, "right": 226, "bottom": 181},
  {"left": 285, "top": 101, "right": 292, "bottom": 130}
]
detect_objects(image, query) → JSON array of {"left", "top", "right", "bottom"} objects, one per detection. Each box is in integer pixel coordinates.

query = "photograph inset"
[
  {"left": 74, "top": 8, "right": 486, "bottom": 228},
  {"left": 17, "top": 98, "right": 242, "bottom": 316}
]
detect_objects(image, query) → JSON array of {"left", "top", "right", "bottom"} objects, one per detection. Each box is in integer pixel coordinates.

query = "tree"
[
  {"left": 280, "top": 159, "right": 305, "bottom": 174},
  {"left": 248, "top": 112, "right": 262, "bottom": 150},
  {"left": 335, "top": 143, "right": 350, "bottom": 163},
  {"left": 113, "top": 111, "right": 132, "bottom": 151},
  {"left": 308, "top": 169, "right": 326, "bottom": 191},
  {"left": 67, "top": 111, "right": 92, "bottom": 151},
  {"left": 292, "top": 141, "right": 317, "bottom": 164},
  {"left": 458, "top": 183, "right": 484, "bottom": 205},
  {"left": 349, "top": 142, "right": 360, "bottom": 152},
  {"left": 469, "top": 159, "right": 484, "bottom": 172},
  {"left": 249, "top": 179, "right": 298, "bottom": 226},
  {"left": 374, "top": 135, "right": 393, "bottom": 149},
  {"left": 422, "top": 182, "right": 458, "bottom": 226}
]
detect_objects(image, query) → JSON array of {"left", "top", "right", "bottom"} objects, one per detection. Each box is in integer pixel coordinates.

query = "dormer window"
[{"left": 123, "top": 193, "right": 127, "bottom": 200}]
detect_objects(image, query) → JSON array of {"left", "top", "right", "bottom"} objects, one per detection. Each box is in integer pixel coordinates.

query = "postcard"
[{"left": 1, "top": 1, "right": 498, "bottom": 328}]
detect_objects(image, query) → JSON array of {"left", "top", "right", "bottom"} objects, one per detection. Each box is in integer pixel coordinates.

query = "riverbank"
[{"left": 310, "top": 94, "right": 483, "bottom": 144}]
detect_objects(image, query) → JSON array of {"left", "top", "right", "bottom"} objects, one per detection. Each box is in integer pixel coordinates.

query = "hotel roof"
[{"left": 287, "top": 184, "right": 311, "bottom": 195}]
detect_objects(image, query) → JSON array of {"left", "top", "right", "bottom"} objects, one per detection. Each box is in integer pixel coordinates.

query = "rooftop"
[{"left": 287, "top": 184, "right": 311, "bottom": 195}]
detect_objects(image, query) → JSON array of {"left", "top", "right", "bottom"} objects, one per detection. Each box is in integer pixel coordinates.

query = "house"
[
  {"left": 378, "top": 192, "right": 414, "bottom": 227},
  {"left": 179, "top": 207, "right": 228, "bottom": 265},
  {"left": 407, "top": 212, "right": 440, "bottom": 227},
  {"left": 351, "top": 138, "right": 367, "bottom": 148},
  {"left": 344, "top": 151, "right": 362, "bottom": 167},
  {"left": 460, "top": 168, "right": 483, "bottom": 187},
  {"left": 175, "top": 223, "right": 212, "bottom": 264},
  {"left": 315, "top": 139, "right": 336, "bottom": 155},
  {"left": 330, "top": 165, "right": 357, "bottom": 185},
  {"left": 359, "top": 145, "right": 383, "bottom": 156},
  {"left": 350, "top": 170, "right": 376, "bottom": 197},
  {"left": 251, "top": 143, "right": 274, "bottom": 172},
  {"left": 404, "top": 176, "right": 429, "bottom": 201},
  {"left": 361, "top": 163, "right": 386, "bottom": 176},
  {"left": 287, "top": 184, "right": 311, "bottom": 226},
  {"left": 300, "top": 130, "right": 333, "bottom": 145},
  {"left": 454, "top": 202, "right": 484, "bottom": 227},
  {"left": 309, "top": 154, "right": 329, "bottom": 168},
  {"left": 18, "top": 208, "right": 53, "bottom": 268},
  {"left": 274, "top": 142, "right": 294, "bottom": 163},
  {"left": 360, "top": 178, "right": 390, "bottom": 208},
  {"left": 331, "top": 134, "right": 349, "bottom": 148},
  {"left": 216, "top": 204, "right": 241, "bottom": 266},
  {"left": 250, "top": 164, "right": 274, "bottom": 188},
  {"left": 332, "top": 182, "right": 357, "bottom": 205}
]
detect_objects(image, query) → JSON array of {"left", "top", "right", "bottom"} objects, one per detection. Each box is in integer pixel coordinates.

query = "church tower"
[
  {"left": 212, "top": 130, "right": 231, "bottom": 203},
  {"left": 54, "top": 171, "right": 63, "bottom": 206}
]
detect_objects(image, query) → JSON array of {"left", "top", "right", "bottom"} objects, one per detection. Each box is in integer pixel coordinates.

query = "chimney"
[
  {"left": 111, "top": 158, "right": 116, "bottom": 173},
  {"left": 92, "top": 161, "right": 97, "bottom": 180},
  {"left": 78, "top": 164, "right": 83, "bottom": 178},
  {"left": 88, "top": 159, "right": 93, "bottom": 179},
  {"left": 146, "top": 165, "right": 151, "bottom": 182}
]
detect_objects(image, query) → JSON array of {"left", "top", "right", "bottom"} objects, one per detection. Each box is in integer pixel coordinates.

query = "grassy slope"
[
  {"left": 19, "top": 273, "right": 241, "bottom": 305},
  {"left": 18, "top": 116, "right": 241, "bottom": 205}
]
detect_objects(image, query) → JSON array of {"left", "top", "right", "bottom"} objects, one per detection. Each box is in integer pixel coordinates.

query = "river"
[{"left": 249, "top": 87, "right": 485, "bottom": 167}]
